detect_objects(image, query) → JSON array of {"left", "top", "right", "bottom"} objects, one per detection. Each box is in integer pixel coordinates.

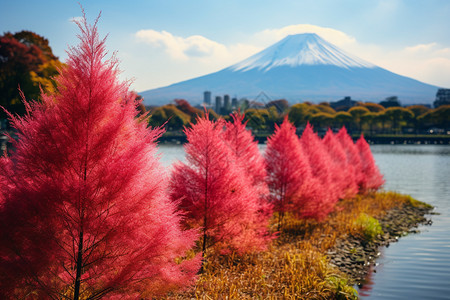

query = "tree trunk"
[{"left": 73, "top": 230, "right": 84, "bottom": 300}]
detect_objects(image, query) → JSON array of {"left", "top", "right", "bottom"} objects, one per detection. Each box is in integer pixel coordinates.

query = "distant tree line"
[{"left": 148, "top": 99, "right": 450, "bottom": 135}]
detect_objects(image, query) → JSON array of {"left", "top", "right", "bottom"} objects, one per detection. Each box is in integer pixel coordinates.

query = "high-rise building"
[
  {"left": 215, "top": 96, "right": 222, "bottom": 114},
  {"left": 231, "top": 97, "right": 238, "bottom": 108},
  {"left": 203, "top": 91, "right": 211, "bottom": 105},
  {"left": 223, "top": 94, "right": 231, "bottom": 114}
]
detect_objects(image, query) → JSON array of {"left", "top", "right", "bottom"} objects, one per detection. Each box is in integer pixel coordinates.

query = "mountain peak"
[{"left": 229, "top": 33, "right": 375, "bottom": 72}]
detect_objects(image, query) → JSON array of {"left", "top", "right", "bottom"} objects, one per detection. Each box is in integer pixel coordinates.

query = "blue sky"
[{"left": 1, "top": 0, "right": 450, "bottom": 93}]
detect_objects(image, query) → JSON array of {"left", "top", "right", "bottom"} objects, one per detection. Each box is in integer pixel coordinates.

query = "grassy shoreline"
[{"left": 168, "top": 191, "right": 433, "bottom": 299}]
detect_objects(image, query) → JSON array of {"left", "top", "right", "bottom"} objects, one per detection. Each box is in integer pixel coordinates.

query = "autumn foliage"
[
  {"left": 299, "top": 123, "right": 339, "bottom": 218},
  {"left": 265, "top": 118, "right": 384, "bottom": 225},
  {"left": 170, "top": 113, "right": 272, "bottom": 259},
  {"left": 0, "top": 15, "right": 199, "bottom": 299},
  {"left": 265, "top": 117, "right": 317, "bottom": 225},
  {"left": 356, "top": 135, "right": 385, "bottom": 192},
  {"left": 322, "top": 128, "right": 359, "bottom": 199}
]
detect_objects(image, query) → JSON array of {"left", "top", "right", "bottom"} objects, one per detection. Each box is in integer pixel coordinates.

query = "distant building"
[
  {"left": 223, "top": 94, "right": 231, "bottom": 114},
  {"left": 330, "top": 96, "right": 358, "bottom": 111},
  {"left": 434, "top": 88, "right": 450, "bottom": 108},
  {"left": 203, "top": 91, "right": 212, "bottom": 105},
  {"left": 215, "top": 96, "right": 222, "bottom": 114},
  {"left": 379, "top": 96, "right": 401, "bottom": 108},
  {"left": 232, "top": 97, "right": 238, "bottom": 108}
]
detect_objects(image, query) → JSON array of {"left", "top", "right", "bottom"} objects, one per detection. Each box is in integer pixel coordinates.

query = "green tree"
[
  {"left": 429, "top": 105, "right": 450, "bottom": 130},
  {"left": 407, "top": 105, "right": 430, "bottom": 132},
  {"left": 314, "top": 103, "right": 336, "bottom": 114},
  {"left": 348, "top": 106, "right": 370, "bottom": 132},
  {"left": 265, "top": 105, "right": 280, "bottom": 130},
  {"left": 333, "top": 111, "right": 353, "bottom": 129},
  {"left": 288, "top": 103, "right": 314, "bottom": 127},
  {"left": 361, "top": 112, "right": 377, "bottom": 135},
  {"left": 362, "top": 102, "right": 385, "bottom": 113},
  {"left": 384, "top": 107, "right": 414, "bottom": 133},
  {"left": 375, "top": 111, "right": 389, "bottom": 134},
  {"left": 309, "top": 112, "right": 334, "bottom": 129},
  {"left": 244, "top": 108, "right": 267, "bottom": 131},
  {"left": 148, "top": 104, "right": 190, "bottom": 130}
]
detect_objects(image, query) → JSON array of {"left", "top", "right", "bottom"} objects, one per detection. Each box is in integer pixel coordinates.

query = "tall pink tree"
[
  {"left": 356, "top": 135, "right": 384, "bottom": 192},
  {"left": 299, "top": 123, "right": 338, "bottom": 218},
  {"left": 322, "top": 128, "right": 358, "bottom": 199},
  {"left": 265, "top": 117, "right": 322, "bottom": 228},
  {"left": 223, "top": 112, "right": 271, "bottom": 214},
  {"left": 336, "top": 126, "right": 365, "bottom": 191},
  {"left": 0, "top": 14, "right": 199, "bottom": 299},
  {"left": 170, "top": 114, "right": 271, "bottom": 263}
]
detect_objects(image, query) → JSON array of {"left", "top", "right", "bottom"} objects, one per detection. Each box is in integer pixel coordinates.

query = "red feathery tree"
[
  {"left": 336, "top": 127, "right": 364, "bottom": 191},
  {"left": 322, "top": 128, "right": 358, "bottom": 199},
  {"left": 265, "top": 117, "right": 319, "bottom": 228},
  {"left": 0, "top": 15, "right": 199, "bottom": 299},
  {"left": 223, "top": 112, "right": 273, "bottom": 239},
  {"left": 356, "top": 135, "right": 384, "bottom": 192},
  {"left": 224, "top": 112, "right": 269, "bottom": 201},
  {"left": 170, "top": 114, "right": 271, "bottom": 261},
  {"left": 299, "top": 123, "right": 338, "bottom": 219}
]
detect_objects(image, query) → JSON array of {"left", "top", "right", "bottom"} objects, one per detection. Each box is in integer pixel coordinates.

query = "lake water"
[{"left": 157, "top": 143, "right": 450, "bottom": 299}]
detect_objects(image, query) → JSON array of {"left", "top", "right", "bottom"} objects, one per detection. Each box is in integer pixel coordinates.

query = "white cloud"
[
  {"left": 136, "top": 29, "right": 229, "bottom": 60},
  {"left": 391, "top": 43, "right": 450, "bottom": 87},
  {"left": 405, "top": 43, "right": 438, "bottom": 54}
]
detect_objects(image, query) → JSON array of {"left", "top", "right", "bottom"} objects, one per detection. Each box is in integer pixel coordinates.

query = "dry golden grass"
[{"left": 167, "top": 191, "right": 427, "bottom": 299}]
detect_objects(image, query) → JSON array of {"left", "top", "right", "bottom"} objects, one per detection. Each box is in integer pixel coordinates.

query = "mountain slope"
[{"left": 140, "top": 33, "right": 439, "bottom": 106}]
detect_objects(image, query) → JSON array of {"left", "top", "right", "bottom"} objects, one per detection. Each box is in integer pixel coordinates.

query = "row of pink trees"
[
  {"left": 169, "top": 114, "right": 384, "bottom": 262},
  {"left": 265, "top": 118, "right": 384, "bottom": 227}
]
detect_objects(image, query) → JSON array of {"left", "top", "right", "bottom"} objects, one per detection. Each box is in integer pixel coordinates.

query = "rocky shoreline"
[{"left": 327, "top": 202, "right": 434, "bottom": 285}]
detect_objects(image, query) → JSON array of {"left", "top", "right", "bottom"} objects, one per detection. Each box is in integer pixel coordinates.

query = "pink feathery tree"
[
  {"left": 356, "top": 135, "right": 384, "bottom": 192},
  {"left": 265, "top": 117, "right": 322, "bottom": 228},
  {"left": 322, "top": 128, "right": 358, "bottom": 199},
  {"left": 336, "top": 126, "right": 364, "bottom": 191},
  {"left": 299, "top": 123, "right": 339, "bottom": 218},
  {"left": 0, "top": 14, "right": 199, "bottom": 299},
  {"left": 170, "top": 114, "right": 272, "bottom": 263},
  {"left": 223, "top": 112, "right": 271, "bottom": 215}
]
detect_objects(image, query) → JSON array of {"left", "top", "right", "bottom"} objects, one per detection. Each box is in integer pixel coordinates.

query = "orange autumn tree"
[{"left": 0, "top": 14, "right": 199, "bottom": 299}]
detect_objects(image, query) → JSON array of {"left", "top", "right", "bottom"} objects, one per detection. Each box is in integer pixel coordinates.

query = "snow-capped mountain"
[
  {"left": 140, "top": 33, "right": 439, "bottom": 106},
  {"left": 229, "top": 33, "right": 374, "bottom": 72}
]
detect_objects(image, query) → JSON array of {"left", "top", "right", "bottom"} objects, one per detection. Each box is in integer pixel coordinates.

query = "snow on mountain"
[
  {"left": 229, "top": 33, "right": 374, "bottom": 72},
  {"left": 140, "top": 33, "right": 439, "bottom": 106}
]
